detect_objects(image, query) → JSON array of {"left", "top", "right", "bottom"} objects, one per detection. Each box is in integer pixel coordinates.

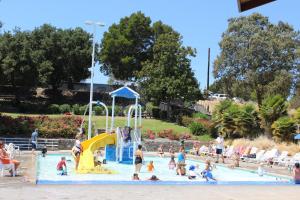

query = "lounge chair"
[
  {"left": 248, "top": 150, "right": 265, "bottom": 163},
  {"left": 283, "top": 152, "right": 300, "bottom": 167},
  {"left": 0, "top": 160, "right": 15, "bottom": 177},
  {"left": 5, "top": 143, "right": 20, "bottom": 159},
  {"left": 224, "top": 145, "right": 235, "bottom": 158},
  {"left": 273, "top": 151, "right": 289, "bottom": 166},
  {"left": 241, "top": 147, "right": 258, "bottom": 161},
  {"left": 260, "top": 149, "right": 279, "bottom": 165},
  {"left": 198, "top": 145, "right": 209, "bottom": 156}
]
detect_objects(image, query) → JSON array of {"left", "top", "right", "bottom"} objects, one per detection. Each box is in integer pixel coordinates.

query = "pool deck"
[{"left": 0, "top": 151, "right": 299, "bottom": 200}]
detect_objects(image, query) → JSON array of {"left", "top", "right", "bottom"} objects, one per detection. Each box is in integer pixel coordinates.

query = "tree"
[
  {"left": 0, "top": 29, "right": 36, "bottom": 87},
  {"left": 213, "top": 13, "right": 299, "bottom": 106},
  {"left": 99, "top": 12, "right": 153, "bottom": 81},
  {"left": 271, "top": 116, "right": 296, "bottom": 142},
  {"left": 30, "top": 24, "right": 92, "bottom": 89},
  {"left": 59, "top": 28, "right": 92, "bottom": 89},
  {"left": 213, "top": 100, "right": 261, "bottom": 138},
  {"left": 137, "top": 32, "right": 201, "bottom": 106},
  {"left": 259, "top": 95, "right": 287, "bottom": 138}
]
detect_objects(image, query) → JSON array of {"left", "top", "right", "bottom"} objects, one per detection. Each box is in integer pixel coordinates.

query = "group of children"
[{"left": 133, "top": 145, "right": 217, "bottom": 182}]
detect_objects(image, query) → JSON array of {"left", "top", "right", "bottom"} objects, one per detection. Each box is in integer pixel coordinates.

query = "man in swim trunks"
[{"left": 215, "top": 134, "right": 225, "bottom": 163}]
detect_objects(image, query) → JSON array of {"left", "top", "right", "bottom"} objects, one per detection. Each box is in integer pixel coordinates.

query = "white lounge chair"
[
  {"left": 0, "top": 160, "right": 15, "bottom": 177},
  {"left": 5, "top": 143, "right": 20, "bottom": 159},
  {"left": 224, "top": 145, "right": 235, "bottom": 158},
  {"left": 283, "top": 152, "right": 300, "bottom": 167},
  {"left": 273, "top": 151, "right": 289, "bottom": 166},
  {"left": 248, "top": 150, "right": 265, "bottom": 163},
  {"left": 260, "top": 149, "right": 279, "bottom": 164},
  {"left": 199, "top": 145, "right": 209, "bottom": 156}
]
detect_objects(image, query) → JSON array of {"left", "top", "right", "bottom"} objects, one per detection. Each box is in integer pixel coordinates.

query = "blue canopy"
[
  {"left": 294, "top": 134, "right": 300, "bottom": 140},
  {"left": 109, "top": 86, "right": 140, "bottom": 99}
]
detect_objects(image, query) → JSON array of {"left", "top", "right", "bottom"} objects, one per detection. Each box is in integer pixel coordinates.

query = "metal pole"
[
  {"left": 88, "top": 25, "right": 96, "bottom": 140},
  {"left": 134, "top": 97, "right": 138, "bottom": 135},
  {"left": 207, "top": 48, "right": 210, "bottom": 91},
  {"left": 111, "top": 96, "right": 115, "bottom": 132}
]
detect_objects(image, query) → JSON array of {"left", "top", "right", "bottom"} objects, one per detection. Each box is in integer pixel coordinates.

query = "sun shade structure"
[
  {"left": 109, "top": 86, "right": 140, "bottom": 99},
  {"left": 109, "top": 86, "right": 140, "bottom": 132},
  {"left": 294, "top": 134, "right": 300, "bottom": 140},
  {"left": 237, "top": 0, "right": 276, "bottom": 12}
]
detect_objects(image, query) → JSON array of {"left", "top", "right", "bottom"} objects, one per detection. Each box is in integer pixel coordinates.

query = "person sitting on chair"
[{"left": 0, "top": 140, "right": 20, "bottom": 176}]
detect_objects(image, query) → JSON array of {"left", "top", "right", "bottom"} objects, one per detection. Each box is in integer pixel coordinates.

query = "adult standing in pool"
[
  {"left": 215, "top": 134, "right": 225, "bottom": 163},
  {"left": 177, "top": 147, "right": 186, "bottom": 164},
  {"left": 134, "top": 144, "right": 143, "bottom": 173}
]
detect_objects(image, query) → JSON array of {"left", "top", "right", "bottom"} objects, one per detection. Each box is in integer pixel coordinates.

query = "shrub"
[
  {"left": 181, "top": 116, "right": 193, "bottom": 127},
  {"left": 59, "top": 104, "right": 71, "bottom": 114},
  {"left": 156, "top": 129, "right": 180, "bottom": 140},
  {"left": 36, "top": 116, "right": 82, "bottom": 138},
  {"left": 0, "top": 114, "right": 48, "bottom": 137},
  {"left": 271, "top": 116, "right": 296, "bottom": 142},
  {"left": 115, "top": 105, "right": 123, "bottom": 116},
  {"left": 48, "top": 104, "right": 60, "bottom": 114},
  {"left": 157, "top": 129, "right": 173, "bottom": 138},
  {"left": 143, "top": 129, "right": 156, "bottom": 140},
  {"left": 79, "top": 105, "right": 88, "bottom": 115},
  {"left": 179, "top": 132, "right": 192, "bottom": 140},
  {"left": 145, "top": 102, "right": 155, "bottom": 116},
  {"left": 93, "top": 106, "right": 104, "bottom": 116},
  {"left": 168, "top": 132, "right": 180, "bottom": 140},
  {"left": 189, "top": 122, "right": 208, "bottom": 136},
  {"left": 152, "top": 107, "right": 160, "bottom": 118},
  {"left": 193, "top": 112, "right": 209, "bottom": 119},
  {"left": 159, "top": 110, "right": 168, "bottom": 120},
  {"left": 72, "top": 104, "right": 81, "bottom": 115}
]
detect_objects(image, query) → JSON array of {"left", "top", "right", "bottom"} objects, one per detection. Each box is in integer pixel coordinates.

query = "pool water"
[{"left": 37, "top": 154, "right": 292, "bottom": 185}]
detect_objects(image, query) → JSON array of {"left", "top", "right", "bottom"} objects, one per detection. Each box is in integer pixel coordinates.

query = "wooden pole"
[{"left": 207, "top": 48, "right": 210, "bottom": 91}]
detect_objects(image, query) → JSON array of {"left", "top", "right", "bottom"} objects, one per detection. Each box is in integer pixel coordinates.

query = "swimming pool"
[{"left": 36, "top": 154, "right": 293, "bottom": 185}]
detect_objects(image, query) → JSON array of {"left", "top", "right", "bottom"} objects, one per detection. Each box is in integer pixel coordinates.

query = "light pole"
[{"left": 85, "top": 20, "right": 105, "bottom": 140}]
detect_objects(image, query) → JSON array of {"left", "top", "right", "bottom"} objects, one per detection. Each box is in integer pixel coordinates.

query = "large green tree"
[
  {"left": 213, "top": 13, "right": 299, "bottom": 106},
  {"left": 0, "top": 24, "right": 93, "bottom": 91},
  {"left": 137, "top": 31, "right": 201, "bottom": 105},
  {"left": 0, "top": 29, "right": 35, "bottom": 87},
  {"left": 99, "top": 12, "right": 153, "bottom": 81}
]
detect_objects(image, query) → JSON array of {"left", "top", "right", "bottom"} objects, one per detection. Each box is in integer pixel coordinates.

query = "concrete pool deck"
[{"left": 0, "top": 184, "right": 299, "bottom": 200}]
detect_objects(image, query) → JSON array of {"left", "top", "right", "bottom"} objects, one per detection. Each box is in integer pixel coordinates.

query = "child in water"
[
  {"left": 41, "top": 144, "right": 47, "bottom": 157},
  {"left": 257, "top": 163, "right": 265, "bottom": 176},
  {"left": 148, "top": 175, "right": 160, "bottom": 181},
  {"left": 168, "top": 155, "right": 176, "bottom": 170},
  {"left": 201, "top": 160, "right": 216, "bottom": 181},
  {"left": 147, "top": 161, "right": 155, "bottom": 172},
  {"left": 57, "top": 157, "right": 67, "bottom": 175},
  {"left": 132, "top": 173, "right": 140, "bottom": 180},
  {"left": 188, "top": 165, "right": 197, "bottom": 179}
]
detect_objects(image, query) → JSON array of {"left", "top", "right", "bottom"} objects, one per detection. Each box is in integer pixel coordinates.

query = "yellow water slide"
[{"left": 77, "top": 133, "right": 116, "bottom": 173}]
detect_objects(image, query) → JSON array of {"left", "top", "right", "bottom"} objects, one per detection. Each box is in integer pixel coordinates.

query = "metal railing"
[{"left": 0, "top": 137, "right": 59, "bottom": 151}]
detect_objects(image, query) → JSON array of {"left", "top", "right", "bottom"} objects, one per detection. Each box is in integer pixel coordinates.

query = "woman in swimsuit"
[
  {"left": 134, "top": 144, "right": 143, "bottom": 173},
  {"left": 157, "top": 145, "right": 164, "bottom": 157}
]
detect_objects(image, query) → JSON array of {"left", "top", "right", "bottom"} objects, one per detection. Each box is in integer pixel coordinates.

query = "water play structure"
[{"left": 77, "top": 86, "right": 142, "bottom": 173}]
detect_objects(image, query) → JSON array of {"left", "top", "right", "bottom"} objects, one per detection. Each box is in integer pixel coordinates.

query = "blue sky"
[{"left": 0, "top": 0, "right": 299, "bottom": 89}]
